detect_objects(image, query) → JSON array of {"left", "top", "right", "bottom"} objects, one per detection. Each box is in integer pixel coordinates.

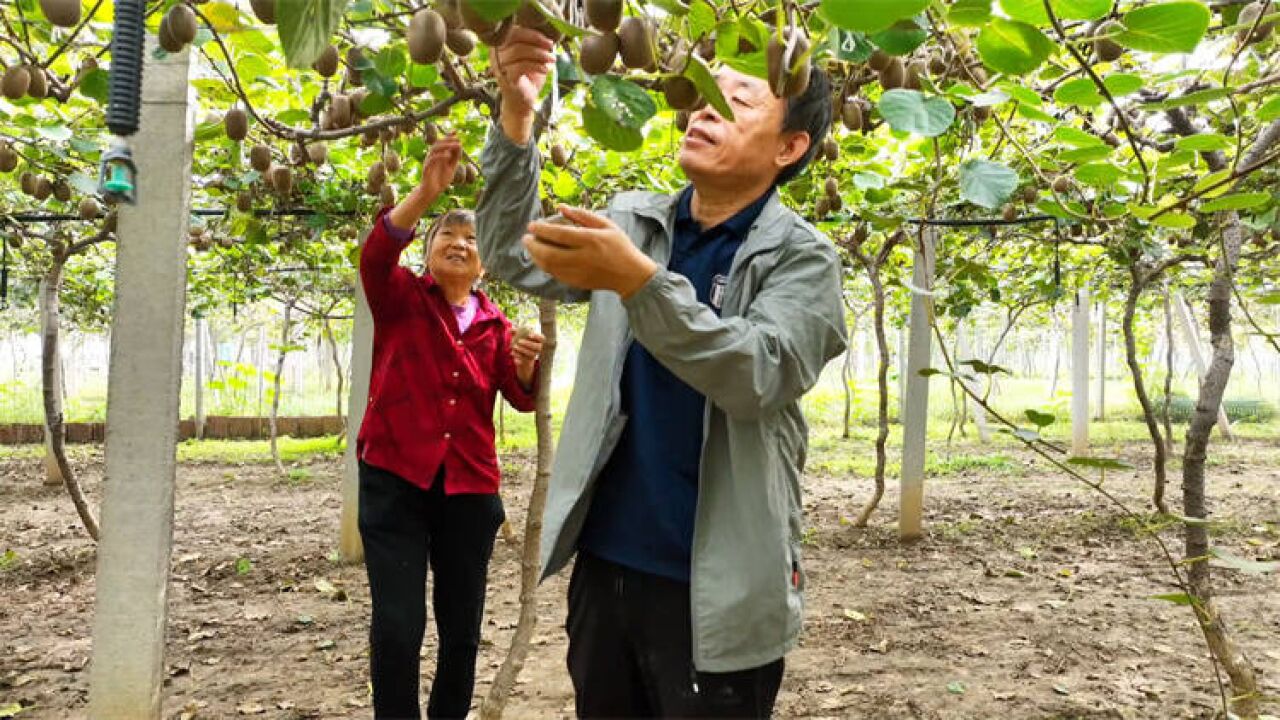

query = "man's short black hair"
[{"left": 776, "top": 64, "right": 832, "bottom": 186}]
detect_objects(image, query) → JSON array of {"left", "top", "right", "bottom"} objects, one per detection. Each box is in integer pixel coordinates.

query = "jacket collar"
[
  {"left": 622, "top": 187, "right": 795, "bottom": 259},
  {"left": 421, "top": 273, "right": 502, "bottom": 324}
]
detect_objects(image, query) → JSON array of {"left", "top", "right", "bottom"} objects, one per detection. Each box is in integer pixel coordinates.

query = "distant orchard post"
[
  {"left": 89, "top": 38, "right": 195, "bottom": 720},
  {"left": 1071, "top": 288, "right": 1090, "bottom": 456},
  {"left": 899, "top": 227, "right": 936, "bottom": 542},
  {"left": 339, "top": 256, "right": 373, "bottom": 563}
]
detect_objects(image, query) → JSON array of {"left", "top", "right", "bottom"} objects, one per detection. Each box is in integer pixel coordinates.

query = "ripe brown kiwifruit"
[
  {"left": 550, "top": 143, "right": 568, "bottom": 167},
  {"left": 25, "top": 66, "right": 46, "bottom": 99},
  {"left": 879, "top": 58, "right": 905, "bottom": 89},
  {"left": 367, "top": 161, "right": 387, "bottom": 191},
  {"left": 579, "top": 32, "right": 619, "bottom": 74},
  {"left": 928, "top": 52, "right": 948, "bottom": 76},
  {"left": 346, "top": 47, "right": 366, "bottom": 85},
  {"left": 0, "top": 141, "right": 16, "bottom": 172},
  {"left": 384, "top": 150, "right": 401, "bottom": 174},
  {"left": 829, "top": 194, "right": 843, "bottom": 212},
  {"left": 973, "top": 105, "right": 992, "bottom": 123},
  {"left": 218, "top": 235, "right": 235, "bottom": 249},
  {"left": 380, "top": 184, "right": 396, "bottom": 207},
  {"left": 308, "top": 143, "right": 328, "bottom": 165},
  {"left": 2, "top": 66, "right": 30, "bottom": 99},
  {"left": 272, "top": 165, "right": 293, "bottom": 195},
  {"left": 815, "top": 196, "right": 831, "bottom": 218},
  {"left": 52, "top": 179, "right": 71, "bottom": 203},
  {"left": 1093, "top": 20, "right": 1124, "bottom": 62},
  {"left": 39, "top": 0, "right": 80, "bottom": 27},
  {"left": 841, "top": 99, "right": 863, "bottom": 132},
  {"left": 824, "top": 176, "right": 839, "bottom": 201},
  {"left": 868, "top": 50, "right": 891, "bottom": 72},
  {"left": 236, "top": 191, "right": 253, "bottom": 212},
  {"left": 675, "top": 110, "right": 690, "bottom": 132},
  {"left": 158, "top": 16, "right": 184, "bottom": 52},
  {"left": 79, "top": 197, "right": 101, "bottom": 220},
  {"left": 8, "top": 234, "right": 22, "bottom": 249},
  {"left": 408, "top": 9, "right": 447, "bottom": 64},
  {"left": 1002, "top": 203, "right": 1017, "bottom": 222},
  {"left": 437, "top": 0, "right": 462, "bottom": 29},
  {"left": 515, "top": 1, "right": 564, "bottom": 42},
  {"left": 250, "top": 0, "right": 275, "bottom": 24},
  {"left": 1237, "top": 2, "right": 1274, "bottom": 44},
  {"left": 379, "top": 126, "right": 397, "bottom": 144},
  {"left": 459, "top": 1, "right": 512, "bottom": 45},
  {"left": 766, "top": 29, "right": 811, "bottom": 98},
  {"left": 330, "top": 94, "right": 353, "bottom": 128},
  {"left": 33, "top": 177, "right": 52, "bottom": 201},
  {"left": 168, "top": 4, "right": 198, "bottom": 45},
  {"left": 224, "top": 107, "right": 248, "bottom": 141},
  {"left": 1022, "top": 186, "right": 1038, "bottom": 204},
  {"left": 424, "top": 122, "right": 440, "bottom": 143},
  {"left": 446, "top": 28, "right": 478, "bottom": 56},
  {"left": 617, "top": 17, "right": 655, "bottom": 70},
  {"left": 350, "top": 89, "right": 370, "bottom": 117},
  {"left": 822, "top": 136, "right": 838, "bottom": 162},
  {"left": 453, "top": 163, "right": 466, "bottom": 186},
  {"left": 463, "top": 163, "right": 477, "bottom": 184},
  {"left": 313, "top": 45, "right": 340, "bottom": 77},
  {"left": 250, "top": 144, "right": 272, "bottom": 172},
  {"left": 585, "top": 0, "right": 622, "bottom": 32},
  {"left": 904, "top": 61, "right": 925, "bottom": 91},
  {"left": 1052, "top": 175, "right": 1071, "bottom": 193},
  {"left": 289, "top": 143, "right": 305, "bottom": 165},
  {"left": 696, "top": 37, "right": 715, "bottom": 60},
  {"left": 1102, "top": 132, "right": 1121, "bottom": 147},
  {"left": 360, "top": 129, "right": 378, "bottom": 147},
  {"left": 662, "top": 75, "right": 701, "bottom": 111},
  {"left": 20, "top": 172, "right": 36, "bottom": 196}
]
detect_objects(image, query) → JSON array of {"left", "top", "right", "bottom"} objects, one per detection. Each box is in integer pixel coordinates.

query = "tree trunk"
[
  {"left": 853, "top": 271, "right": 889, "bottom": 528},
  {"left": 1095, "top": 302, "right": 1107, "bottom": 421},
  {"left": 1122, "top": 270, "right": 1168, "bottom": 515},
  {"left": 480, "top": 298, "right": 558, "bottom": 720},
  {"left": 40, "top": 261, "right": 99, "bottom": 540},
  {"left": 323, "top": 317, "right": 345, "bottom": 429},
  {"left": 841, "top": 317, "right": 855, "bottom": 440},
  {"left": 1162, "top": 286, "right": 1175, "bottom": 455},
  {"left": 270, "top": 302, "right": 293, "bottom": 476}
]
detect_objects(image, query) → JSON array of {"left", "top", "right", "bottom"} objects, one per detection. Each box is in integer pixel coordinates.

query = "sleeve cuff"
[{"left": 380, "top": 209, "right": 415, "bottom": 245}]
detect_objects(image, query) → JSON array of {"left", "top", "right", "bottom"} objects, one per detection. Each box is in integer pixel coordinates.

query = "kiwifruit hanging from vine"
[
  {"left": 904, "top": 61, "right": 925, "bottom": 90},
  {"left": 548, "top": 143, "right": 568, "bottom": 167},
  {"left": 346, "top": 47, "right": 366, "bottom": 85},
  {"left": 459, "top": 1, "right": 512, "bottom": 45},
  {"left": 0, "top": 141, "right": 16, "bottom": 172},
  {"left": 766, "top": 29, "right": 811, "bottom": 98},
  {"left": 1052, "top": 175, "right": 1071, "bottom": 193},
  {"left": 3, "top": 66, "right": 31, "bottom": 99},
  {"left": 879, "top": 58, "right": 905, "bottom": 89},
  {"left": 308, "top": 143, "right": 328, "bottom": 165},
  {"left": 24, "top": 66, "right": 46, "bottom": 99},
  {"left": 662, "top": 75, "right": 702, "bottom": 111},
  {"left": 815, "top": 196, "right": 831, "bottom": 218},
  {"left": 868, "top": 50, "right": 891, "bottom": 72},
  {"left": 437, "top": 0, "right": 462, "bottom": 29},
  {"left": 515, "top": 1, "right": 564, "bottom": 42},
  {"left": 618, "top": 17, "right": 655, "bottom": 70},
  {"left": 675, "top": 110, "right": 690, "bottom": 132},
  {"left": 360, "top": 129, "right": 378, "bottom": 147},
  {"left": 446, "top": 28, "right": 478, "bottom": 56},
  {"left": 79, "top": 197, "right": 101, "bottom": 220},
  {"left": 829, "top": 193, "right": 843, "bottom": 212},
  {"left": 250, "top": 144, "right": 272, "bottom": 172},
  {"left": 1092, "top": 20, "right": 1124, "bottom": 61},
  {"left": 586, "top": 0, "right": 622, "bottom": 32},
  {"left": 158, "top": 16, "right": 184, "bottom": 52},
  {"left": 272, "top": 165, "right": 293, "bottom": 195},
  {"left": 696, "top": 37, "right": 715, "bottom": 60},
  {"left": 384, "top": 150, "right": 402, "bottom": 174},
  {"left": 367, "top": 161, "right": 387, "bottom": 192},
  {"left": 313, "top": 44, "right": 340, "bottom": 77},
  {"left": 1237, "top": 2, "right": 1274, "bottom": 44},
  {"left": 289, "top": 143, "right": 305, "bottom": 165},
  {"left": 452, "top": 163, "right": 467, "bottom": 186},
  {"left": 350, "top": 89, "right": 370, "bottom": 117},
  {"left": 224, "top": 107, "right": 248, "bottom": 141},
  {"left": 929, "top": 52, "right": 949, "bottom": 76},
  {"left": 1022, "top": 186, "right": 1038, "bottom": 204},
  {"left": 33, "top": 177, "right": 52, "bottom": 201},
  {"left": 841, "top": 99, "right": 863, "bottom": 132},
  {"left": 168, "top": 4, "right": 198, "bottom": 45},
  {"left": 236, "top": 191, "right": 253, "bottom": 212},
  {"left": 249, "top": 0, "right": 275, "bottom": 24},
  {"left": 579, "top": 32, "right": 619, "bottom": 74},
  {"left": 824, "top": 177, "right": 839, "bottom": 200},
  {"left": 330, "top": 94, "right": 353, "bottom": 128},
  {"left": 408, "top": 9, "right": 447, "bottom": 64},
  {"left": 463, "top": 163, "right": 477, "bottom": 184},
  {"left": 20, "top": 172, "right": 36, "bottom": 196},
  {"left": 52, "top": 179, "right": 71, "bottom": 203},
  {"left": 1002, "top": 203, "right": 1017, "bottom": 222},
  {"left": 822, "top": 136, "right": 838, "bottom": 162},
  {"left": 39, "top": 0, "right": 80, "bottom": 27},
  {"left": 380, "top": 184, "right": 396, "bottom": 207},
  {"left": 424, "top": 122, "right": 440, "bottom": 143}
]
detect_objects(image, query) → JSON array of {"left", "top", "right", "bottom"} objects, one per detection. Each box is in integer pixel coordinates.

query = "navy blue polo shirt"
[{"left": 577, "top": 185, "right": 774, "bottom": 582}]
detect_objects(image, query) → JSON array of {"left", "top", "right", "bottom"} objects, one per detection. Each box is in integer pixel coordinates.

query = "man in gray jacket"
[{"left": 477, "top": 26, "right": 846, "bottom": 719}]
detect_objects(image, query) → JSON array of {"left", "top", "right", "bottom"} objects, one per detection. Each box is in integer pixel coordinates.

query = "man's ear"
[{"left": 775, "top": 131, "right": 812, "bottom": 175}]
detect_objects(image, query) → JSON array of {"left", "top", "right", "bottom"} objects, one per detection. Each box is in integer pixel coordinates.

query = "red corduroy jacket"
[{"left": 357, "top": 207, "right": 537, "bottom": 494}]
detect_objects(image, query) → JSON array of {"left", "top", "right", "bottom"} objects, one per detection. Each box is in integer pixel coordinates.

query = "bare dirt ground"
[{"left": 2, "top": 440, "right": 1278, "bottom": 719}]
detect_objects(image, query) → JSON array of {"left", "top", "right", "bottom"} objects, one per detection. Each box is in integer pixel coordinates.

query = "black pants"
[
  {"left": 358, "top": 462, "right": 505, "bottom": 720},
  {"left": 566, "top": 552, "right": 785, "bottom": 719}
]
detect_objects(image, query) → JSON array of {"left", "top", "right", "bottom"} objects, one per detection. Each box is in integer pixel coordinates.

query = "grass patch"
[{"left": 176, "top": 435, "right": 345, "bottom": 464}]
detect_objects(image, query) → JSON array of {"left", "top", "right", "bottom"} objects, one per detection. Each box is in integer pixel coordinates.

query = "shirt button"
[
  {"left": 444, "top": 432, "right": 452, "bottom": 440},
  {"left": 449, "top": 399, "right": 457, "bottom": 406},
  {"left": 452, "top": 371, "right": 460, "bottom": 378}
]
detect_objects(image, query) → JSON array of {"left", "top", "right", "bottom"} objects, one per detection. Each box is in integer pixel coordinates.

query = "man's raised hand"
[{"left": 493, "top": 26, "right": 555, "bottom": 145}]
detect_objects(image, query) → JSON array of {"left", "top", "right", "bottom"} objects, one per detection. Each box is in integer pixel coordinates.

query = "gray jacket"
[{"left": 477, "top": 127, "right": 847, "bottom": 672}]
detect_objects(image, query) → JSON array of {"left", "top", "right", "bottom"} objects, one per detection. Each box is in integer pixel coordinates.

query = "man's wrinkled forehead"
[{"left": 714, "top": 67, "right": 771, "bottom": 99}]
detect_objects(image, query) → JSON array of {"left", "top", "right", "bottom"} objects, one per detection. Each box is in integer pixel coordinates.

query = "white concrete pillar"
[
  {"left": 899, "top": 228, "right": 936, "bottom": 542},
  {"left": 1173, "top": 293, "right": 1234, "bottom": 439},
  {"left": 194, "top": 317, "right": 205, "bottom": 440},
  {"left": 89, "top": 38, "right": 195, "bottom": 720},
  {"left": 1095, "top": 301, "right": 1106, "bottom": 421},
  {"left": 339, "top": 263, "right": 374, "bottom": 563},
  {"left": 1071, "top": 289, "right": 1090, "bottom": 455}
]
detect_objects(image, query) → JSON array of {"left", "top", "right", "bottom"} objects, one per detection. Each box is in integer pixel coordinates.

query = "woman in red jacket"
[{"left": 357, "top": 134, "right": 543, "bottom": 720}]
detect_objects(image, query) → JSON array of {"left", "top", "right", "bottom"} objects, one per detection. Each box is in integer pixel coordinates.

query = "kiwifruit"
[
  {"left": 446, "top": 29, "right": 478, "bottom": 56},
  {"left": 973, "top": 105, "right": 991, "bottom": 123},
  {"left": 360, "top": 129, "right": 378, "bottom": 147},
  {"left": 453, "top": 164, "right": 467, "bottom": 186},
  {"left": 22, "top": 66, "right": 46, "bottom": 99},
  {"left": 1093, "top": 21, "right": 1124, "bottom": 62},
  {"left": 330, "top": 94, "right": 353, "bottom": 128},
  {"left": 168, "top": 4, "right": 198, "bottom": 45},
  {"left": 313, "top": 44, "right": 340, "bottom": 77},
  {"left": 8, "top": 235, "right": 22, "bottom": 249},
  {"left": 904, "top": 61, "right": 925, "bottom": 91},
  {"left": 585, "top": 0, "right": 622, "bottom": 32},
  {"left": 384, "top": 150, "right": 401, "bottom": 173},
  {"left": 971, "top": 66, "right": 989, "bottom": 86},
  {"left": 928, "top": 52, "right": 949, "bottom": 76},
  {"left": 158, "top": 16, "right": 184, "bottom": 52},
  {"left": 249, "top": 0, "right": 275, "bottom": 24},
  {"left": 463, "top": 163, "right": 477, "bottom": 184},
  {"left": 367, "top": 161, "right": 386, "bottom": 191},
  {"left": 1102, "top": 132, "right": 1120, "bottom": 147},
  {"left": 822, "top": 136, "right": 838, "bottom": 162},
  {"left": 459, "top": 1, "right": 512, "bottom": 45},
  {"left": 272, "top": 165, "right": 293, "bottom": 195},
  {"left": 841, "top": 99, "right": 863, "bottom": 132},
  {"left": 696, "top": 37, "right": 715, "bottom": 60},
  {"left": 868, "top": 50, "right": 891, "bottom": 72},
  {"left": 380, "top": 184, "right": 396, "bottom": 207},
  {"left": 579, "top": 32, "right": 619, "bottom": 74},
  {"left": 73, "top": 56, "right": 98, "bottom": 85},
  {"left": 424, "top": 122, "right": 440, "bottom": 143},
  {"left": 350, "top": 89, "right": 370, "bottom": 117},
  {"left": 824, "top": 176, "right": 839, "bottom": 200},
  {"left": 675, "top": 110, "right": 690, "bottom": 132},
  {"left": 1237, "top": 2, "right": 1274, "bottom": 43},
  {"left": 218, "top": 235, "right": 235, "bottom": 249},
  {"left": 78, "top": 197, "right": 100, "bottom": 220},
  {"left": 308, "top": 143, "right": 328, "bottom": 165},
  {"left": 879, "top": 58, "right": 905, "bottom": 90},
  {"left": 20, "top": 172, "right": 36, "bottom": 195},
  {"left": 547, "top": 142, "right": 568, "bottom": 166},
  {"left": 346, "top": 47, "right": 366, "bottom": 85},
  {"left": 1002, "top": 203, "right": 1017, "bottom": 222},
  {"left": 103, "top": 212, "right": 117, "bottom": 233},
  {"left": 3, "top": 66, "right": 31, "bottom": 99},
  {"left": 52, "top": 179, "right": 71, "bottom": 203},
  {"left": 250, "top": 144, "right": 272, "bottom": 172},
  {"left": 1052, "top": 175, "right": 1071, "bottom": 193},
  {"left": 515, "top": 1, "right": 564, "bottom": 42},
  {"left": 0, "top": 142, "right": 16, "bottom": 172},
  {"left": 829, "top": 194, "right": 843, "bottom": 212},
  {"left": 815, "top": 196, "right": 831, "bottom": 218},
  {"left": 662, "top": 75, "right": 701, "bottom": 111},
  {"left": 288, "top": 143, "right": 305, "bottom": 165},
  {"left": 236, "top": 191, "right": 253, "bottom": 212},
  {"left": 33, "top": 177, "right": 52, "bottom": 201},
  {"left": 224, "top": 107, "right": 248, "bottom": 141},
  {"left": 766, "top": 29, "right": 811, "bottom": 98},
  {"left": 408, "top": 9, "right": 447, "bottom": 64},
  {"left": 437, "top": 0, "right": 462, "bottom": 29},
  {"left": 39, "top": 0, "right": 80, "bottom": 27},
  {"left": 1022, "top": 186, "right": 1038, "bottom": 204},
  {"left": 617, "top": 17, "right": 655, "bottom": 70}
]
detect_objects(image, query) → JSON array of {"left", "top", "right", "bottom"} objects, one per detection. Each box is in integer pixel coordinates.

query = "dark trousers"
[
  {"left": 566, "top": 552, "right": 785, "bottom": 719},
  {"left": 358, "top": 462, "right": 505, "bottom": 720}
]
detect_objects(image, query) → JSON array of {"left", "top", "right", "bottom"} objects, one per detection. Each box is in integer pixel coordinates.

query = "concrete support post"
[
  {"left": 899, "top": 228, "right": 936, "bottom": 542},
  {"left": 1095, "top": 301, "right": 1106, "bottom": 421},
  {"left": 339, "top": 263, "right": 374, "bottom": 563},
  {"left": 1072, "top": 289, "right": 1090, "bottom": 456},
  {"left": 1173, "top": 293, "right": 1234, "bottom": 440},
  {"left": 89, "top": 40, "right": 194, "bottom": 720},
  {"left": 194, "top": 317, "right": 205, "bottom": 440}
]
